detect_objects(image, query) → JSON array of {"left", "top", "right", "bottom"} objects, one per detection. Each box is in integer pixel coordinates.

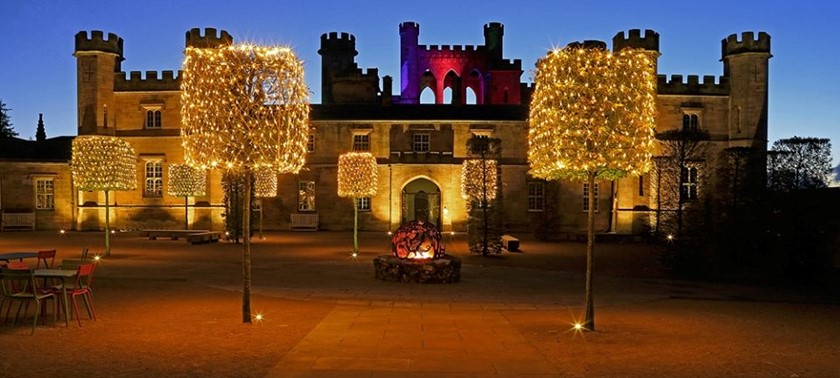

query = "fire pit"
[{"left": 374, "top": 220, "right": 461, "bottom": 283}]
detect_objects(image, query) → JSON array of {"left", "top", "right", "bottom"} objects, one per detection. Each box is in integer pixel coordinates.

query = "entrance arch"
[{"left": 401, "top": 177, "right": 441, "bottom": 229}]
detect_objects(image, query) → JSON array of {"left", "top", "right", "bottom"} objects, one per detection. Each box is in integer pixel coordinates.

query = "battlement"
[
  {"left": 114, "top": 70, "right": 181, "bottom": 91},
  {"left": 421, "top": 44, "right": 483, "bottom": 53},
  {"left": 75, "top": 30, "right": 123, "bottom": 56},
  {"left": 566, "top": 40, "right": 607, "bottom": 50},
  {"left": 657, "top": 74, "right": 730, "bottom": 96},
  {"left": 185, "top": 27, "right": 232, "bottom": 48},
  {"left": 613, "top": 29, "right": 659, "bottom": 52},
  {"left": 400, "top": 22, "right": 419, "bottom": 31},
  {"left": 320, "top": 32, "right": 357, "bottom": 52},
  {"left": 483, "top": 22, "right": 504, "bottom": 34},
  {"left": 722, "top": 31, "right": 770, "bottom": 57},
  {"left": 494, "top": 58, "right": 522, "bottom": 71}
]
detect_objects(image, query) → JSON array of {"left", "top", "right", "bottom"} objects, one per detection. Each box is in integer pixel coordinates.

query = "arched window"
[
  {"left": 465, "top": 87, "right": 477, "bottom": 105},
  {"left": 442, "top": 87, "right": 453, "bottom": 104},
  {"left": 419, "top": 87, "right": 435, "bottom": 104},
  {"left": 682, "top": 113, "right": 699, "bottom": 131}
]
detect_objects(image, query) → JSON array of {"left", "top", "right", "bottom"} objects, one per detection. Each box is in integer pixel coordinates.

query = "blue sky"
[{"left": 1, "top": 0, "right": 838, "bottom": 162}]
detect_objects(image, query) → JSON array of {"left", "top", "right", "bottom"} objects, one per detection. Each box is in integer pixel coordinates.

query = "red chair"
[
  {"left": 37, "top": 250, "right": 56, "bottom": 269},
  {"left": 66, "top": 263, "right": 96, "bottom": 327}
]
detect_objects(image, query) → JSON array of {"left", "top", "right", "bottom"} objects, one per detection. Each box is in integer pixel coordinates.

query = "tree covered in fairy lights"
[
  {"left": 528, "top": 42, "right": 657, "bottom": 331},
  {"left": 167, "top": 163, "right": 207, "bottom": 230},
  {"left": 337, "top": 152, "right": 378, "bottom": 257},
  {"left": 180, "top": 42, "right": 309, "bottom": 324}
]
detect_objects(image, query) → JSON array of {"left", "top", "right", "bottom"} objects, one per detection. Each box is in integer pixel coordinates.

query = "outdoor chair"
[
  {"left": 67, "top": 263, "right": 96, "bottom": 326},
  {"left": 37, "top": 250, "right": 56, "bottom": 269},
  {"left": 0, "top": 268, "right": 58, "bottom": 334}
]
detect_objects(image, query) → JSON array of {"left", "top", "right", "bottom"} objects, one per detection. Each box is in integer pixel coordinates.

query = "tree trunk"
[
  {"left": 184, "top": 196, "right": 189, "bottom": 230},
  {"left": 259, "top": 198, "right": 264, "bottom": 240},
  {"left": 583, "top": 172, "right": 596, "bottom": 331},
  {"left": 105, "top": 190, "right": 111, "bottom": 256},
  {"left": 242, "top": 173, "right": 252, "bottom": 324},
  {"left": 482, "top": 156, "right": 488, "bottom": 256},
  {"left": 353, "top": 198, "right": 359, "bottom": 255}
]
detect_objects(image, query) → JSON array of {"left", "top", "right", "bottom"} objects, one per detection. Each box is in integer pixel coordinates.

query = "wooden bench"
[
  {"left": 186, "top": 231, "right": 221, "bottom": 244},
  {"left": 501, "top": 234, "right": 520, "bottom": 252},
  {"left": 1, "top": 212, "right": 35, "bottom": 231},
  {"left": 290, "top": 213, "right": 318, "bottom": 231},
  {"left": 142, "top": 229, "right": 209, "bottom": 240}
]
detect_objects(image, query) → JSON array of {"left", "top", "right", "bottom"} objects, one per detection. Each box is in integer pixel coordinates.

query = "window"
[
  {"left": 355, "top": 197, "right": 371, "bottom": 211},
  {"left": 527, "top": 181, "right": 544, "bottom": 212},
  {"left": 35, "top": 178, "right": 55, "bottom": 210},
  {"left": 298, "top": 181, "right": 315, "bottom": 211},
  {"left": 682, "top": 113, "right": 699, "bottom": 131},
  {"left": 638, "top": 176, "right": 645, "bottom": 196},
  {"left": 582, "top": 183, "right": 599, "bottom": 212},
  {"left": 307, "top": 134, "right": 315, "bottom": 153},
  {"left": 353, "top": 134, "right": 370, "bottom": 152},
  {"left": 145, "top": 109, "right": 162, "bottom": 128},
  {"left": 413, "top": 133, "right": 430, "bottom": 152},
  {"left": 681, "top": 167, "right": 698, "bottom": 201},
  {"left": 144, "top": 160, "right": 163, "bottom": 196}
]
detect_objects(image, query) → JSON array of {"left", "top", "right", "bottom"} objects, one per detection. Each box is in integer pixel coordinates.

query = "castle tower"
[
  {"left": 612, "top": 29, "right": 660, "bottom": 70},
  {"left": 722, "top": 31, "right": 771, "bottom": 194},
  {"left": 185, "top": 27, "right": 232, "bottom": 49},
  {"left": 484, "top": 22, "right": 504, "bottom": 61},
  {"left": 74, "top": 30, "right": 123, "bottom": 136},
  {"left": 399, "top": 22, "right": 420, "bottom": 104},
  {"left": 318, "top": 32, "right": 358, "bottom": 104}
]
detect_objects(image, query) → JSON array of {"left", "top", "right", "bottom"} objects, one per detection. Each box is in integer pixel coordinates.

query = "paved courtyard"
[{"left": 0, "top": 230, "right": 838, "bottom": 377}]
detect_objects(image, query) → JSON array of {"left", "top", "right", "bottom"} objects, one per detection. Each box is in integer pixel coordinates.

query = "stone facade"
[{"left": 0, "top": 24, "right": 769, "bottom": 237}]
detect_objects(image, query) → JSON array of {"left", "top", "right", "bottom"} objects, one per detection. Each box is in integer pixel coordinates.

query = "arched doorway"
[{"left": 402, "top": 177, "right": 441, "bottom": 229}]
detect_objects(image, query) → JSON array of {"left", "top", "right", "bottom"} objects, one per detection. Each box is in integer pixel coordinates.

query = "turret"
[
  {"left": 185, "top": 27, "right": 232, "bottom": 48},
  {"left": 35, "top": 113, "right": 46, "bottom": 142},
  {"left": 722, "top": 31, "right": 772, "bottom": 195},
  {"left": 483, "top": 22, "right": 504, "bottom": 61},
  {"left": 613, "top": 29, "right": 659, "bottom": 52},
  {"left": 318, "top": 32, "right": 358, "bottom": 104},
  {"left": 399, "top": 22, "right": 420, "bottom": 104},
  {"left": 74, "top": 30, "right": 124, "bottom": 136}
]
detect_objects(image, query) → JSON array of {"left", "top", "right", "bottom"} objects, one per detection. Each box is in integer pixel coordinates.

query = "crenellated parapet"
[
  {"left": 185, "top": 27, "right": 232, "bottom": 48},
  {"left": 657, "top": 74, "right": 729, "bottom": 96},
  {"left": 493, "top": 58, "right": 522, "bottom": 71},
  {"left": 114, "top": 70, "right": 181, "bottom": 91},
  {"left": 422, "top": 44, "right": 482, "bottom": 53},
  {"left": 722, "top": 31, "right": 770, "bottom": 57},
  {"left": 319, "top": 32, "right": 357, "bottom": 56},
  {"left": 613, "top": 29, "right": 659, "bottom": 52},
  {"left": 75, "top": 30, "right": 123, "bottom": 57}
]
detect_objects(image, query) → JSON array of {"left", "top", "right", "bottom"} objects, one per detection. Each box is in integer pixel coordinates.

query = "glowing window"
[
  {"left": 298, "top": 181, "right": 315, "bottom": 211},
  {"left": 35, "top": 178, "right": 55, "bottom": 210},
  {"left": 144, "top": 160, "right": 163, "bottom": 196},
  {"left": 582, "top": 183, "right": 599, "bottom": 212}
]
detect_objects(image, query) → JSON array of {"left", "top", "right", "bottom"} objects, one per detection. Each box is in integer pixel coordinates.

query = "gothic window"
[
  {"left": 413, "top": 133, "right": 430, "bottom": 152},
  {"left": 527, "top": 181, "right": 544, "bottom": 212},
  {"left": 298, "top": 181, "right": 315, "bottom": 211},
  {"left": 681, "top": 167, "right": 699, "bottom": 201},
  {"left": 355, "top": 197, "right": 371, "bottom": 211},
  {"left": 682, "top": 113, "right": 700, "bottom": 131},
  {"left": 35, "top": 178, "right": 55, "bottom": 210},
  {"left": 583, "top": 183, "right": 599, "bottom": 212},
  {"left": 144, "top": 160, "right": 163, "bottom": 197}
]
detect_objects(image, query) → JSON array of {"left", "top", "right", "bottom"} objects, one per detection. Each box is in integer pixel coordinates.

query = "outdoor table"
[
  {"left": 0, "top": 252, "right": 38, "bottom": 262},
  {"left": 34, "top": 269, "right": 78, "bottom": 327}
]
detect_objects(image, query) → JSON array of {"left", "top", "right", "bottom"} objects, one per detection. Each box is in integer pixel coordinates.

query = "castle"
[{"left": 0, "top": 23, "right": 770, "bottom": 237}]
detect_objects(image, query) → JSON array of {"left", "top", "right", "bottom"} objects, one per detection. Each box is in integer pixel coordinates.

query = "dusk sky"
[{"left": 2, "top": 0, "right": 838, "bottom": 162}]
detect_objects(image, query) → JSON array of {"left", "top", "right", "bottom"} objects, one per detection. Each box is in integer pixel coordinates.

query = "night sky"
[{"left": 1, "top": 0, "right": 838, "bottom": 162}]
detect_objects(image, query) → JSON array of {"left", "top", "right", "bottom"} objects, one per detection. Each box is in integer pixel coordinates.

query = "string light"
[
  {"left": 167, "top": 163, "right": 206, "bottom": 197},
  {"left": 528, "top": 46, "right": 657, "bottom": 180},
  {"left": 180, "top": 43, "right": 310, "bottom": 173},
  {"left": 254, "top": 166, "right": 278, "bottom": 198},
  {"left": 71, "top": 136, "right": 137, "bottom": 191},
  {"left": 460, "top": 159, "right": 498, "bottom": 201},
  {"left": 337, "top": 152, "right": 378, "bottom": 198}
]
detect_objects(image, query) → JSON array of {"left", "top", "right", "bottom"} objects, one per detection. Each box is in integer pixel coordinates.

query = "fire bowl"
[{"left": 373, "top": 255, "right": 461, "bottom": 284}]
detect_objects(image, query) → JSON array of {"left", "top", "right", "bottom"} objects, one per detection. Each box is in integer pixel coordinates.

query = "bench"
[
  {"left": 290, "top": 213, "right": 318, "bottom": 231},
  {"left": 1, "top": 212, "right": 35, "bottom": 231},
  {"left": 143, "top": 229, "right": 209, "bottom": 240},
  {"left": 501, "top": 234, "right": 520, "bottom": 252},
  {"left": 186, "top": 231, "right": 221, "bottom": 244}
]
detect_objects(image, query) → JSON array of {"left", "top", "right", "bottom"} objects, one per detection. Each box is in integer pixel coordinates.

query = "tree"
[
  {"left": 0, "top": 100, "right": 18, "bottom": 138},
  {"left": 653, "top": 128, "right": 709, "bottom": 238},
  {"left": 181, "top": 43, "right": 309, "bottom": 323},
  {"left": 461, "top": 136, "right": 502, "bottom": 255},
  {"left": 337, "top": 152, "right": 378, "bottom": 257},
  {"left": 529, "top": 43, "right": 657, "bottom": 331},
  {"left": 71, "top": 136, "right": 137, "bottom": 256},
  {"left": 254, "top": 167, "right": 278, "bottom": 240},
  {"left": 167, "top": 163, "right": 207, "bottom": 230},
  {"left": 768, "top": 137, "right": 832, "bottom": 192}
]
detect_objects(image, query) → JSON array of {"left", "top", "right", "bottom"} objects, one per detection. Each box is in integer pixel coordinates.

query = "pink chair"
[{"left": 37, "top": 250, "right": 57, "bottom": 269}]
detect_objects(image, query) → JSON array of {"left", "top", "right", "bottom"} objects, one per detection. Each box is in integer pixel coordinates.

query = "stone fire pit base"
[{"left": 374, "top": 255, "right": 461, "bottom": 284}]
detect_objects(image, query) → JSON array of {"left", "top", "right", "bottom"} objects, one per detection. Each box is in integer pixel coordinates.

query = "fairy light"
[
  {"left": 167, "top": 163, "right": 206, "bottom": 197},
  {"left": 337, "top": 152, "right": 378, "bottom": 198},
  {"left": 71, "top": 136, "right": 137, "bottom": 191},
  {"left": 180, "top": 43, "right": 310, "bottom": 173},
  {"left": 254, "top": 166, "right": 278, "bottom": 198},
  {"left": 460, "top": 159, "right": 498, "bottom": 201},
  {"left": 528, "top": 46, "right": 657, "bottom": 180}
]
